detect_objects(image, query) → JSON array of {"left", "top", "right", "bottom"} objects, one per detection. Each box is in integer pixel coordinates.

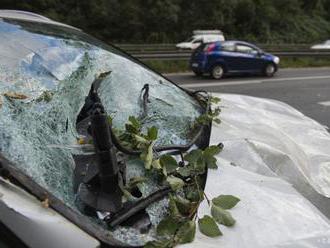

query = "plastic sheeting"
[{"left": 182, "top": 93, "right": 330, "bottom": 248}]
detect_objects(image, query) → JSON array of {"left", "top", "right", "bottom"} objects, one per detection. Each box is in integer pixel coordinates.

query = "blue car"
[{"left": 190, "top": 41, "right": 280, "bottom": 79}]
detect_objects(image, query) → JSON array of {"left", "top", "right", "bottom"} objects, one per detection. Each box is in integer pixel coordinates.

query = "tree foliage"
[{"left": 2, "top": 0, "right": 330, "bottom": 43}]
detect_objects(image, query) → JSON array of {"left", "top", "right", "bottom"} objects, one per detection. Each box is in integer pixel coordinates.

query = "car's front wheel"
[
  {"left": 211, "top": 65, "right": 224, "bottom": 79},
  {"left": 264, "top": 63, "right": 276, "bottom": 77}
]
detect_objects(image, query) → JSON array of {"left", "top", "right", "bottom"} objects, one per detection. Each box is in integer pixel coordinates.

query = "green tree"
[{"left": 1, "top": 0, "right": 330, "bottom": 43}]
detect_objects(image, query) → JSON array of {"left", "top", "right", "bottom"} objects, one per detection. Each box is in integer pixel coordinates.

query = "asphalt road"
[{"left": 166, "top": 67, "right": 330, "bottom": 129}]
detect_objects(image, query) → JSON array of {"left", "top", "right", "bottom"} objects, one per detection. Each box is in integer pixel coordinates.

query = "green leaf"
[
  {"left": 168, "top": 194, "right": 181, "bottom": 217},
  {"left": 107, "top": 115, "right": 113, "bottom": 125},
  {"left": 204, "top": 145, "right": 221, "bottom": 156},
  {"left": 157, "top": 216, "right": 179, "bottom": 236},
  {"left": 194, "top": 156, "right": 206, "bottom": 172},
  {"left": 175, "top": 220, "right": 196, "bottom": 244},
  {"left": 134, "top": 134, "right": 149, "bottom": 144},
  {"left": 185, "top": 184, "right": 204, "bottom": 202},
  {"left": 198, "top": 215, "right": 222, "bottom": 237},
  {"left": 162, "top": 165, "right": 167, "bottom": 177},
  {"left": 203, "top": 145, "right": 221, "bottom": 169},
  {"left": 214, "top": 118, "right": 221, "bottom": 124},
  {"left": 213, "top": 107, "right": 221, "bottom": 114},
  {"left": 152, "top": 159, "right": 162, "bottom": 170},
  {"left": 212, "top": 195, "right": 240, "bottom": 209},
  {"left": 194, "top": 114, "right": 210, "bottom": 126},
  {"left": 186, "top": 191, "right": 203, "bottom": 202},
  {"left": 173, "top": 196, "right": 192, "bottom": 216},
  {"left": 184, "top": 149, "right": 203, "bottom": 164},
  {"left": 125, "top": 123, "right": 139, "bottom": 134},
  {"left": 160, "top": 155, "right": 178, "bottom": 174},
  {"left": 166, "top": 176, "right": 184, "bottom": 191},
  {"left": 140, "top": 142, "right": 154, "bottom": 170},
  {"left": 128, "top": 116, "right": 140, "bottom": 129},
  {"left": 177, "top": 166, "right": 191, "bottom": 177},
  {"left": 147, "top": 126, "right": 158, "bottom": 140},
  {"left": 210, "top": 96, "right": 221, "bottom": 104},
  {"left": 125, "top": 116, "right": 141, "bottom": 134},
  {"left": 203, "top": 155, "right": 217, "bottom": 169},
  {"left": 211, "top": 204, "right": 236, "bottom": 227},
  {"left": 144, "top": 239, "right": 172, "bottom": 248},
  {"left": 184, "top": 149, "right": 206, "bottom": 174}
]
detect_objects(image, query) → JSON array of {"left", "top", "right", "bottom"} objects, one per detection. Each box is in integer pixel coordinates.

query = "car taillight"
[
  {"left": 204, "top": 44, "right": 216, "bottom": 54},
  {"left": 204, "top": 43, "right": 216, "bottom": 54}
]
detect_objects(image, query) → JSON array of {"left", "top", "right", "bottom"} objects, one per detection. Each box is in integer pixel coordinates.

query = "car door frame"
[{"left": 233, "top": 43, "right": 266, "bottom": 72}]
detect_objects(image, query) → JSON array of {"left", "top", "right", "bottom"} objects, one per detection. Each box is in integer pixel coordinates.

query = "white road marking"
[
  {"left": 179, "top": 75, "right": 330, "bottom": 88},
  {"left": 318, "top": 101, "right": 330, "bottom": 106},
  {"left": 182, "top": 80, "right": 263, "bottom": 87}
]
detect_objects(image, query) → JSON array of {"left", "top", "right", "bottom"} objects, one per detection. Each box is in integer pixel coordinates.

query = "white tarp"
[{"left": 183, "top": 93, "right": 330, "bottom": 248}]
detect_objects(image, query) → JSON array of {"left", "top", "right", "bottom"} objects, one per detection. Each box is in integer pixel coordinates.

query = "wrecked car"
[{"left": 0, "top": 10, "right": 330, "bottom": 248}]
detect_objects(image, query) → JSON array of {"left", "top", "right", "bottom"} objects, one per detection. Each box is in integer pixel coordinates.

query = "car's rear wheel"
[
  {"left": 211, "top": 65, "right": 224, "bottom": 79},
  {"left": 264, "top": 63, "right": 276, "bottom": 77}
]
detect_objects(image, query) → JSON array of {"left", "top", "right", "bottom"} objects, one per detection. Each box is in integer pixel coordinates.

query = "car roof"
[
  {"left": 0, "top": 9, "right": 79, "bottom": 30},
  {"left": 206, "top": 40, "right": 258, "bottom": 46},
  {"left": 217, "top": 40, "right": 260, "bottom": 50},
  {"left": 226, "top": 40, "right": 257, "bottom": 47},
  {"left": 193, "top": 34, "right": 223, "bottom": 37}
]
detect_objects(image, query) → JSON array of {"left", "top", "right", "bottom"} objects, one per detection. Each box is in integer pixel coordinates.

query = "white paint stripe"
[
  {"left": 260, "top": 75, "right": 330, "bottom": 82},
  {"left": 182, "top": 80, "right": 262, "bottom": 87},
  {"left": 318, "top": 101, "right": 330, "bottom": 106},
  {"left": 281, "top": 67, "right": 330, "bottom": 71},
  {"left": 180, "top": 75, "right": 330, "bottom": 88},
  {"left": 165, "top": 67, "right": 330, "bottom": 77}
]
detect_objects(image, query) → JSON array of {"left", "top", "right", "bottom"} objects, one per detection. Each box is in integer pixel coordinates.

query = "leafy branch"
[
  {"left": 194, "top": 96, "right": 221, "bottom": 126},
  {"left": 103, "top": 96, "right": 240, "bottom": 248}
]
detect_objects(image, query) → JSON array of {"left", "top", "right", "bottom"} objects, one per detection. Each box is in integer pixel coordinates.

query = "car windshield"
[{"left": 0, "top": 18, "right": 204, "bottom": 245}]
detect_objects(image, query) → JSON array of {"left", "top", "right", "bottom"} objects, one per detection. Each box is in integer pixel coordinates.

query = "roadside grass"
[
  {"left": 144, "top": 60, "right": 189, "bottom": 73},
  {"left": 279, "top": 57, "right": 330, "bottom": 68},
  {"left": 143, "top": 57, "right": 330, "bottom": 74}
]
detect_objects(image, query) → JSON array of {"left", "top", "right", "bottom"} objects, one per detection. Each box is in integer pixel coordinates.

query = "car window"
[
  {"left": 222, "top": 42, "right": 235, "bottom": 52},
  {"left": 193, "top": 38, "right": 202, "bottom": 43},
  {"left": 236, "top": 44, "right": 258, "bottom": 54}
]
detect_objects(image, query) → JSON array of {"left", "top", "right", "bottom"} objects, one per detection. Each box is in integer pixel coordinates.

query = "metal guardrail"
[
  {"left": 116, "top": 43, "right": 314, "bottom": 52},
  {"left": 133, "top": 53, "right": 191, "bottom": 60},
  {"left": 131, "top": 51, "right": 330, "bottom": 61},
  {"left": 115, "top": 43, "right": 330, "bottom": 61}
]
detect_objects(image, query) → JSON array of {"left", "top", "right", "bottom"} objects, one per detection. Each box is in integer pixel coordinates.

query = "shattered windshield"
[{"left": 0, "top": 18, "right": 204, "bottom": 245}]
